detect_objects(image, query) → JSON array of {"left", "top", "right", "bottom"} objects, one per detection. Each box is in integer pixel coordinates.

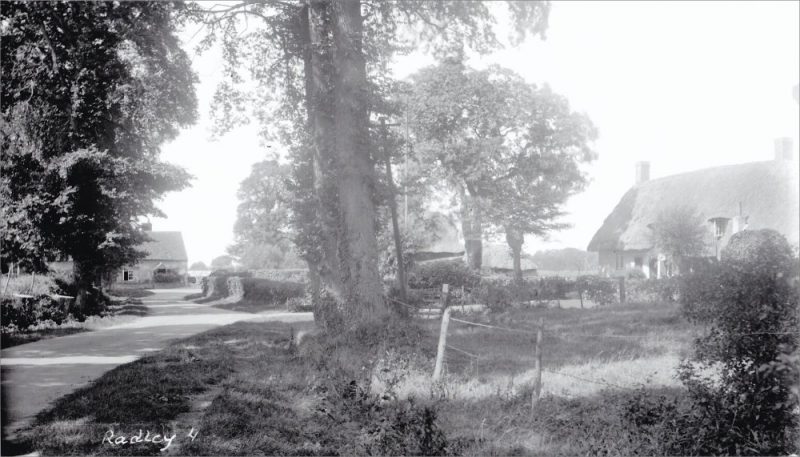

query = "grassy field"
[{"left": 18, "top": 302, "right": 698, "bottom": 455}]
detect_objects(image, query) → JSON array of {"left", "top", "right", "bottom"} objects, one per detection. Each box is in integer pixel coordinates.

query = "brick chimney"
[
  {"left": 635, "top": 161, "right": 650, "bottom": 185},
  {"left": 774, "top": 137, "right": 793, "bottom": 161}
]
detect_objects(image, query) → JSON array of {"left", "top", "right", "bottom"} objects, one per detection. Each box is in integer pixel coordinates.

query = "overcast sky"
[{"left": 153, "top": 1, "right": 800, "bottom": 266}]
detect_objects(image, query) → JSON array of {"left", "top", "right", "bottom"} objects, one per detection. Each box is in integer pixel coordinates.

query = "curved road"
[{"left": 0, "top": 288, "right": 312, "bottom": 442}]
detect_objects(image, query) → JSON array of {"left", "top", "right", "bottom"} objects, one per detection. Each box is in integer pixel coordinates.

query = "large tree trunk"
[
  {"left": 330, "top": 0, "right": 388, "bottom": 323},
  {"left": 505, "top": 227, "right": 524, "bottom": 284},
  {"left": 459, "top": 185, "right": 483, "bottom": 270},
  {"left": 307, "top": 1, "right": 345, "bottom": 300},
  {"left": 72, "top": 258, "right": 96, "bottom": 315}
]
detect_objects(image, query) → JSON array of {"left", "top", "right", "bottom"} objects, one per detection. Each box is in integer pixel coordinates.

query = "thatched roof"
[
  {"left": 142, "top": 231, "right": 188, "bottom": 261},
  {"left": 482, "top": 243, "right": 537, "bottom": 271},
  {"left": 587, "top": 160, "right": 800, "bottom": 252}
]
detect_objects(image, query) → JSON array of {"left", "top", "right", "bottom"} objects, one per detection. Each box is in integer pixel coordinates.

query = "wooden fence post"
[
  {"left": 618, "top": 277, "right": 626, "bottom": 304},
  {"left": 433, "top": 298, "right": 452, "bottom": 382},
  {"left": 531, "top": 317, "right": 543, "bottom": 410}
]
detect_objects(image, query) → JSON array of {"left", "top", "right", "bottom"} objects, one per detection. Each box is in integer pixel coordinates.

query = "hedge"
[{"left": 240, "top": 278, "right": 305, "bottom": 305}]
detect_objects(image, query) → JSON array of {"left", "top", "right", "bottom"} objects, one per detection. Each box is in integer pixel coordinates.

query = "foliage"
[
  {"left": 240, "top": 278, "right": 305, "bottom": 306},
  {"left": 152, "top": 270, "right": 182, "bottom": 284},
  {"left": 210, "top": 255, "right": 235, "bottom": 270},
  {"left": 1, "top": 295, "right": 70, "bottom": 330},
  {"left": 626, "top": 278, "right": 679, "bottom": 304},
  {"left": 228, "top": 159, "right": 305, "bottom": 270},
  {"left": 0, "top": 2, "right": 195, "bottom": 308},
  {"left": 677, "top": 229, "right": 799, "bottom": 455},
  {"left": 651, "top": 205, "right": 708, "bottom": 272},
  {"left": 407, "top": 259, "right": 480, "bottom": 290},
  {"left": 575, "top": 275, "right": 618, "bottom": 306},
  {"left": 407, "top": 60, "right": 597, "bottom": 277},
  {"left": 189, "top": 261, "right": 208, "bottom": 270},
  {"left": 533, "top": 247, "right": 598, "bottom": 271}
]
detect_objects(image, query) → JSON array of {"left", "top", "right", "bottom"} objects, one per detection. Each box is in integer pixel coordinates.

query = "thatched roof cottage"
[{"left": 588, "top": 140, "right": 799, "bottom": 278}]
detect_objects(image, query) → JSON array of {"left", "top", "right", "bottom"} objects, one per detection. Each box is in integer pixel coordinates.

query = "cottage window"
[
  {"left": 709, "top": 217, "right": 729, "bottom": 239},
  {"left": 123, "top": 270, "right": 134, "bottom": 281},
  {"left": 634, "top": 256, "right": 643, "bottom": 268}
]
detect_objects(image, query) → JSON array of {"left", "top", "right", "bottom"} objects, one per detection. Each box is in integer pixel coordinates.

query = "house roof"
[
  {"left": 142, "top": 231, "right": 188, "bottom": 261},
  {"left": 482, "top": 243, "right": 537, "bottom": 271},
  {"left": 587, "top": 160, "right": 800, "bottom": 252}
]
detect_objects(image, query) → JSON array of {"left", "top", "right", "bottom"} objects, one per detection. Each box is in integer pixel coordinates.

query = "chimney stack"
[
  {"left": 635, "top": 161, "right": 650, "bottom": 185},
  {"left": 774, "top": 137, "right": 793, "bottom": 161}
]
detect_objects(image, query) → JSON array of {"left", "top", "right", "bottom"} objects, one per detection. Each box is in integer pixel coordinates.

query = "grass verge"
[{"left": 18, "top": 302, "right": 698, "bottom": 456}]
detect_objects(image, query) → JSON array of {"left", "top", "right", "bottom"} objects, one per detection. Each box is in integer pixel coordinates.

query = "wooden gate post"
[
  {"left": 432, "top": 304, "right": 452, "bottom": 382},
  {"left": 531, "top": 317, "right": 543, "bottom": 410}
]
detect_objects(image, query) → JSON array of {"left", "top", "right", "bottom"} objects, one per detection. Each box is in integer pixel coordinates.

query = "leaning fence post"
[
  {"left": 432, "top": 305, "right": 452, "bottom": 382},
  {"left": 531, "top": 317, "right": 543, "bottom": 410}
]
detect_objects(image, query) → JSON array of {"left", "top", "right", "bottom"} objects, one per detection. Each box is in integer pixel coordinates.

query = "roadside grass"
[
  {"left": 106, "top": 287, "right": 155, "bottom": 298},
  {"left": 211, "top": 298, "right": 287, "bottom": 313},
  {"left": 20, "top": 301, "right": 697, "bottom": 455}
]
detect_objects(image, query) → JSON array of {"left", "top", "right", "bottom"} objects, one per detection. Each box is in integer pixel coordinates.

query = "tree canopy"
[
  {"left": 407, "top": 60, "right": 597, "bottom": 279},
  {"left": 1, "top": 1, "right": 196, "bottom": 307}
]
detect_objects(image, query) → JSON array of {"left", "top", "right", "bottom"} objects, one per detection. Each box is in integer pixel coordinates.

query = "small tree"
[
  {"left": 678, "top": 229, "right": 799, "bottom": 455},
  {"left": 189, "top": 261, "right": 209, "bottom": 270},
  {"left": 210, "top": 255, "right": 235, "bottom": 271},
  {"left": 651, "top": 205, "right": 707, "bottom": 275}
]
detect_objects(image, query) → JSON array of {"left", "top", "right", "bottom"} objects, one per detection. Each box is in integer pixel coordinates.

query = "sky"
[{"left": 153, "top": 1, "right": 800, "bottom": 266}]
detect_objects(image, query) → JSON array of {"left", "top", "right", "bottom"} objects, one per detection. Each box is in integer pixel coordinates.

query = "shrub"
[
  {"left": 240, "top": 278, "right": 305, "bottom": 305},
  {"left": 1, "top": 295, "right": 71, "bottom": 330},
  {"left": 575, "top": 275, "right": 618, "bottom": 306},
  {"left": 677, "top": 229, "right": 799, "bottom": 454},
  {"left": 626, "top": 277, "right": 679, "bottom": 304},
  {"left": 153, "top": 270, "right": 181, "bottom": 283},
  {"left": 407, "top": 259, "right": 480, "bottom": 290}
]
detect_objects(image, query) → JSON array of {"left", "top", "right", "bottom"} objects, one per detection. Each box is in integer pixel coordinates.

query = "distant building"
[
  {"left": 588, "top": 141, "right": 799, "bottom": 278},
  {"left": 49, "top": 230, "right": 189, "bottom": 286},
  {"left": 118, "top": 231, "right": 188, "bottom": 285}
]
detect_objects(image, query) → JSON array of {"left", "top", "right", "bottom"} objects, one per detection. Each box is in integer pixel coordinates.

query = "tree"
[
  {"left": 190, "top": 0, "right": 550, "bottom": 329},
  {"left": 651, "top": 205, "right": 708, "bottom": 275},
  {"left": 189, "top": 261, "right": 209, "bottom": 270},
  {"left": 1, "top": 2, "right": 196, "bottom": 310},
  {"left": 211, "top": 255, "right": 235, "bottom": 270},
  {"left": 407, "top": 61, "right": 597, "bottom": 280},
  {"left": 230, "top": 159, "right": 305, "bottom": 270}
]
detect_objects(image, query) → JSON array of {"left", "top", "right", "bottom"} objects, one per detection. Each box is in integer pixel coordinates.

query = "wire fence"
[{"left": 387, "top": 287, "right": 799, "bottom": 399}]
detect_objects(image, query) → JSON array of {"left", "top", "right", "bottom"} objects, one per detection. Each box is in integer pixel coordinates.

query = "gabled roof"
[
  {"left": 587, "top": 160, "right": 800, "bottom": 252},
  {"left": 141, "top": 231, "right": 188, "bottom": 261},
  {"left": 482, "top": 243, "right": 537, "bottom": 271}
]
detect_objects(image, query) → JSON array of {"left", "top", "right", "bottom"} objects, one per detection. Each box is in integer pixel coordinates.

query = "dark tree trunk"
[
  {"left": 505, "top": 228, "right": 524, "bottom": 284},
  {"left": 330, "top": 0, "right": 388, "bottom": 323},
  {"left": 72, "top": 258, "right": 96, "bottom": 315},
  {"left": 459, "top": 185, "right": 483, "bottom": 270}
]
